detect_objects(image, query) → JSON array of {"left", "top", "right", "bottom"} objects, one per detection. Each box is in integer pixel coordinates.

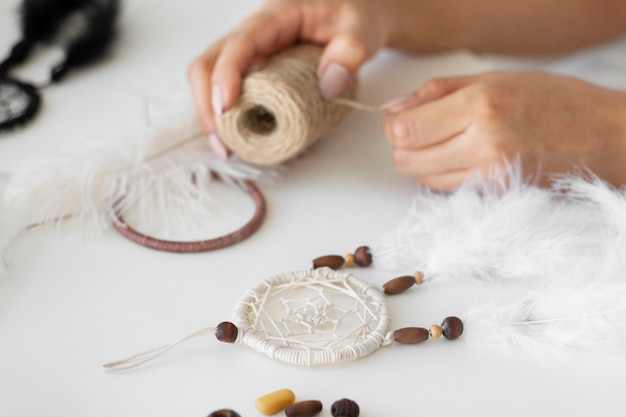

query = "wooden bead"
[
  {"left": 313, "top": 255, "right": 345, "bottom": 270},
  {"left": 255, "top": 388, "right": 296, "bottom": 415},
  {"left": 441, "top": 316, "right": 464, "bottom": 340},
  {"left": 382, "top": 275, "right": 416, "bottom": 295},
  {"left": 285, "top": 400, "right": 323, "bottom": 417},
  {"left": 429, "top": 324, "right": 442, "bottom": 339},
  {"left": 414, "top": 271, "right": 424, "bottom": 285},
  {"left": 344, "top": 253, "right": 356, "bottom": 267},
  {"left": 207, "top": 410, "right": 241, "bottom": 417},
  {"left": 215, "top": 321, "right": 238, "bottom": 343},
  {"left": 354, "top": 246, "right": 372, "bottom": 267},
  {"left": 331, "top": 399, "right": 360, "bottom": 417},
  {"left": 393, "top": 327, "right": 430, "bottom": 344}
]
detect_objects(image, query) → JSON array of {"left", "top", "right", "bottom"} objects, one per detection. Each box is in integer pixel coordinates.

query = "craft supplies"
[
  {"left": 330, "top": 399, "right": 360, "bottom": 417},
  {"left": 207, "top": 410, "right": 240, "bottom": 417},
  {"left": 255, "top": 389, "right": 296, "bottom": 415},
  {"left": 285, "top": 400, "right": 324, "bottom": 417},
  {"left": 217, "top": 44, "right": 359, "bottom": 165}
]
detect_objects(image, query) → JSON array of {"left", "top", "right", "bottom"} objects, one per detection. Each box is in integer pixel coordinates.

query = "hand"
[
  {"left": 381, "top": 71, "right": 626, "bottom": 191},
  {"left": 188, "top": 0, "right": 396, "bottom": 158}
]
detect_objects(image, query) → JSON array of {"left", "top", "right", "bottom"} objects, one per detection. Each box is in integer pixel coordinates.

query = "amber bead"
[
  {"left": 354, "top": 246, "right": 372, "bottom": 267},
  {"left": 313, "top": 255, "right": 345, "bottom": 270},
  {"left": 393, "top": 327, "right": 430, "bottom": 344},
  {"left": 382, "top": 275, "right": 416, "bottom": 295},
  {"left": 331, "top": 399, "right": 360, "bottom": 417},
  {"left": 429, "top": 324, "right": 442, "bottom": 339},
  {"left": 414, "top": 271, "right": 425, "bottom": 285},
  {"left": 215, "top": 321, "right": 238, "bottom": 343},
  {"left": 207, "top": 410, "right": 240, "bottom": 417},
  {"left": 255, "top": 388, "right": 296, "bottom": 415},
  {"left": 344, "top": 253, "right": 356, "bottom": 267},
  {"left": 441, "top": 316, "right": 464, "bottom": 340},
  {"left": 285, "top": 400, "right": 323, "bottom": 417}
]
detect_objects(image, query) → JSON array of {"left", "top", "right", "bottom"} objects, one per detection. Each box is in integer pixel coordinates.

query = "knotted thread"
[{"left": 217, "top": 44, "right": 358, "bottom": 165}]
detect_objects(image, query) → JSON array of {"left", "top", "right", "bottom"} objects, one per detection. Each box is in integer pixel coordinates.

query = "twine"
[{"left": 217, "top": 44, "right": 363, "bottom": 166}]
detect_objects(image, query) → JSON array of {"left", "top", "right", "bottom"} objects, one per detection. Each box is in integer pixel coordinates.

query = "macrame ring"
[
  {"left": 233, "top": 267, "right": 391, "bottom": 366},
  {"left": 0, "top": 76, "right": 41, "bottom": 131},
  {"left": 111, "top": 179, "right": 266, "bottom": 253}
]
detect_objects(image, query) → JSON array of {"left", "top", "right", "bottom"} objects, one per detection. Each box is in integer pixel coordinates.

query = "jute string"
[{"left": 217, "top": 44, "right": 379, "bottom": 166}]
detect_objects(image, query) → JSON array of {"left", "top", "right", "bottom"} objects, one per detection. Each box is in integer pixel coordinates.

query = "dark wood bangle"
[{"left": 111, "top": 179, "right": 266, "bottom": 253}]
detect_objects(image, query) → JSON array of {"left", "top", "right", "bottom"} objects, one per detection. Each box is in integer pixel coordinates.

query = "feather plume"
[{"left": 3, "top": 102, "right": 272, "bottom": 237}]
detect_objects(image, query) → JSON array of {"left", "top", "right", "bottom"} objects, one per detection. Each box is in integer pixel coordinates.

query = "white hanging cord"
[{"left": 103, "top": 326, "right": 216, "bottom": 372}]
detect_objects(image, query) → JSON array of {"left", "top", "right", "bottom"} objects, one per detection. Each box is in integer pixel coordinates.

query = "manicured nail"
[
  {"left": 208, "top": 133, "right": 230, "bottom": 161},
  {"left": 212, "top": 85, "right": 225, "bottom": 117},
  {"left": 379, "top": 94, "right": 419, "bottom": 113},
  {"left": 318, "top": 62, "right": 350, "bottom": 100}
]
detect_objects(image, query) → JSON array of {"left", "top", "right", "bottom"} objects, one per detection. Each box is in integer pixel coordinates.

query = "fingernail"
[
  {"left": 208, "top": 133, "right": 230, "bottom": 161},
  {"left": 379, "top": 94, "right": 419, "bottom": 113},
  {"left": 318, "top": 63, "right": 350, "bottom": 100},
  {"left": 212, "top": 85, "right": 225, "bottom": 117}
]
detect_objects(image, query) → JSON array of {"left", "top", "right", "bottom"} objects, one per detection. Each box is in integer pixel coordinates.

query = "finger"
[
  {"left": 413, "top": 169, "right": 477, "bottom": 192},
  {"left": 212, "top": 7, "right": 302, "bottom": 113},
  {"left": 382, "top": 90, "right": 472, "bottom": 150},
  {"left": 188, "top": 38, "right": 225, "bottom": 134}
]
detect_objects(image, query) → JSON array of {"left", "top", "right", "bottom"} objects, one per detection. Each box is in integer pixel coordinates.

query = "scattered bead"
[
  {"left": 215, "top": 321, "right": 238, "bottom": 343},
  {"left": 331, "top": 398, "right": 360, "bottom": 417},
  {"left": 441, "top": 316, "right": 464, "bottom": 340},
  {"left": 255, "top": 388, "right": 296, "bottom": 415},
  {"left": 354, "top": 246, "right": 372, "bottom": 267},
  {"left": 344, "top": 253, "right": 356, "bottom": 267},
  {"left": 382, "top": 275, "right": 416, "bottom": 295},
  {"left": 429, "top": 324, "right": 442, "bottom": 339},
  {"left": 207, "top": 409, "right": 241, "bottom": 417},
  {"left": 285, "top": 400, "right": 323, "bottom": 417},
  {"left": 313, "top": 255, "right": 345, "bottom": 270},
  {"left": 393, "top": 327, "right": 430, "bottom": 344},
  {"left": 414, "top": 271, "right": 424, "bottom": 285}
]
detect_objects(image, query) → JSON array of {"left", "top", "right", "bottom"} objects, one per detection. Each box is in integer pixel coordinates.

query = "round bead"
[
  {"left": 429, "top": 324, "right": 442, "bottom": 339},
  {"left": 441, "top": 316, "right": 464, "bottom": 340},
  {"left": 285, "top": 400, "right": 323, "bottom": 417},
  {"left": 331, "top": 398, "right": 360, "bottom": 417},
  {"left": 312, "top": 255, "right": 345, "bottom": 270},
  {"left": 255, "top": 388, "right": 296, "bottom": 415},
  {"left": 393, "top": 327, "right": 430, "bottom": 344},
  {"left": 414, "top": 271, "right": 424, "bottom": 285},
  {"left": 208, "top": 410, "right": 241, "bottom": 417},
  {"left": 344, "top": 253, "right": 356, "bottom": 267},
  {"left": 215, "top": 321, "right": 238, "bottom": 343},
  {"left": 354, "top": 246, "right": 372, "bottom": 267}
]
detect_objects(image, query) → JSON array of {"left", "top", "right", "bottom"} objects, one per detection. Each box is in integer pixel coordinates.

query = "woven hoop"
[
  {"left": 112, "top": 179, "right": 266, "bottom": 253},
  {"left": 233, "top": 267, "right": 391, "bottom": 366}
]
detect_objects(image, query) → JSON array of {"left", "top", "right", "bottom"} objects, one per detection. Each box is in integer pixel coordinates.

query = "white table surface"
[{"left": 2, "top": 1, "right": 626, "bottom": 417}]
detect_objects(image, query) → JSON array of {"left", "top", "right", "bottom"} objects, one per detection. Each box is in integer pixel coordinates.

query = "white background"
[{"left": 1, "top": 1, "right": 626, "bottom": 416}]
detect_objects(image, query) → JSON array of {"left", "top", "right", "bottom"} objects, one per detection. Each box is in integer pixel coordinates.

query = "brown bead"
[
  {"left": 313, "top": 255, "right": 345, "bottom": 270},
  {"left": 331, "top": 399, "right": 360, "bottom": 417},
  {"left": 285, "top": 400, "right": 323, "bottom": 417},
  {"left": 208, "top": 410, "right": 241, "bottom": 417},
  {"left": 354, "top": 246, "right": 372, "bottom": 267},
  {"left": 215, "top": 321, "right": 238, "bottom": 343},
  {"left": 344, "top": 253, "right": 356, "bottom": 267},
  {"left": 382, "top": 275, "right": 416, "bottom": 295},
  {"left": 441, "top": 316, "right": 464, "bottom": 340},
  {"left": 393, "top": 327, "right": 430, "bottom": 344},
  {"left": 429, "top": 324, "right": 442, "bottom": 339}
]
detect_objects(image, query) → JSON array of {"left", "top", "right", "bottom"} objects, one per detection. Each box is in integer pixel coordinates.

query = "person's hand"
[
  {"left": 188, "top": 0, "right": 396, "bottom": 159},
  {"left": 381, "top": 71, "right": 626, "bottom": 190}
]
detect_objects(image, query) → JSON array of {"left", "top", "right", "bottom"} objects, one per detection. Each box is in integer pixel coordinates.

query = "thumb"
[{"left": 317, "top": 32, "right": 380, "bottom": 100}]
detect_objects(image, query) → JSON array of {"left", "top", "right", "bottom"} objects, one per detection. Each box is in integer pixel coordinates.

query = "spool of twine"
[{"left": 217, "top": 44, "right": 358, "bottom": 165}]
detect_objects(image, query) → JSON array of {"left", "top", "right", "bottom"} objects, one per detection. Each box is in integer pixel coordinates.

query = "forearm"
[{"left": 387, "top": 0, "right": 626, "bottom": 55}]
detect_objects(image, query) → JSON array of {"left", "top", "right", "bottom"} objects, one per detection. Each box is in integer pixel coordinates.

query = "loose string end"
[{"left": 332, "top": 98, "right": 381, "bottom": 114}]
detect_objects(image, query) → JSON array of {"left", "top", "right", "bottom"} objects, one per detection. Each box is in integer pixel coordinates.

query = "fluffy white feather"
[{"left": 2, "top": 103, "right": 271, "bottom": 236}]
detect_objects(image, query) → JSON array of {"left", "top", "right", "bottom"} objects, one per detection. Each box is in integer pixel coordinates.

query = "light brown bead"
[
  {"left": 255, "top": 389, "right": 296, "bottom": 415},
  {"left": 215, "top": 321, "right": 238, "bottom": 343},
  {"left": 344, "top": 253, "right": 356, "bottom": 267},
  {"left": 285, "top": 400, "right": 323, "bottom": 417},
  {"left": 393, "top": 327, "right": 430, "bottom": 344},
  {"left": 354, "top": 246, "right": 372, "bottom": 267},
  {"left": 429, "top": 324, "right": 442, "bottom": 339},
  {"left": 441, "top": 316, "right": 464, "bottom": 340},
  {"left": 382, "top": 275, "right": 416, "bottom": 295},
  {"left": 414, "top": 271, "right": 424, "bottom": 285},
  {"left": 312, "top": 255, "right": 345, "bottom": 270}
]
